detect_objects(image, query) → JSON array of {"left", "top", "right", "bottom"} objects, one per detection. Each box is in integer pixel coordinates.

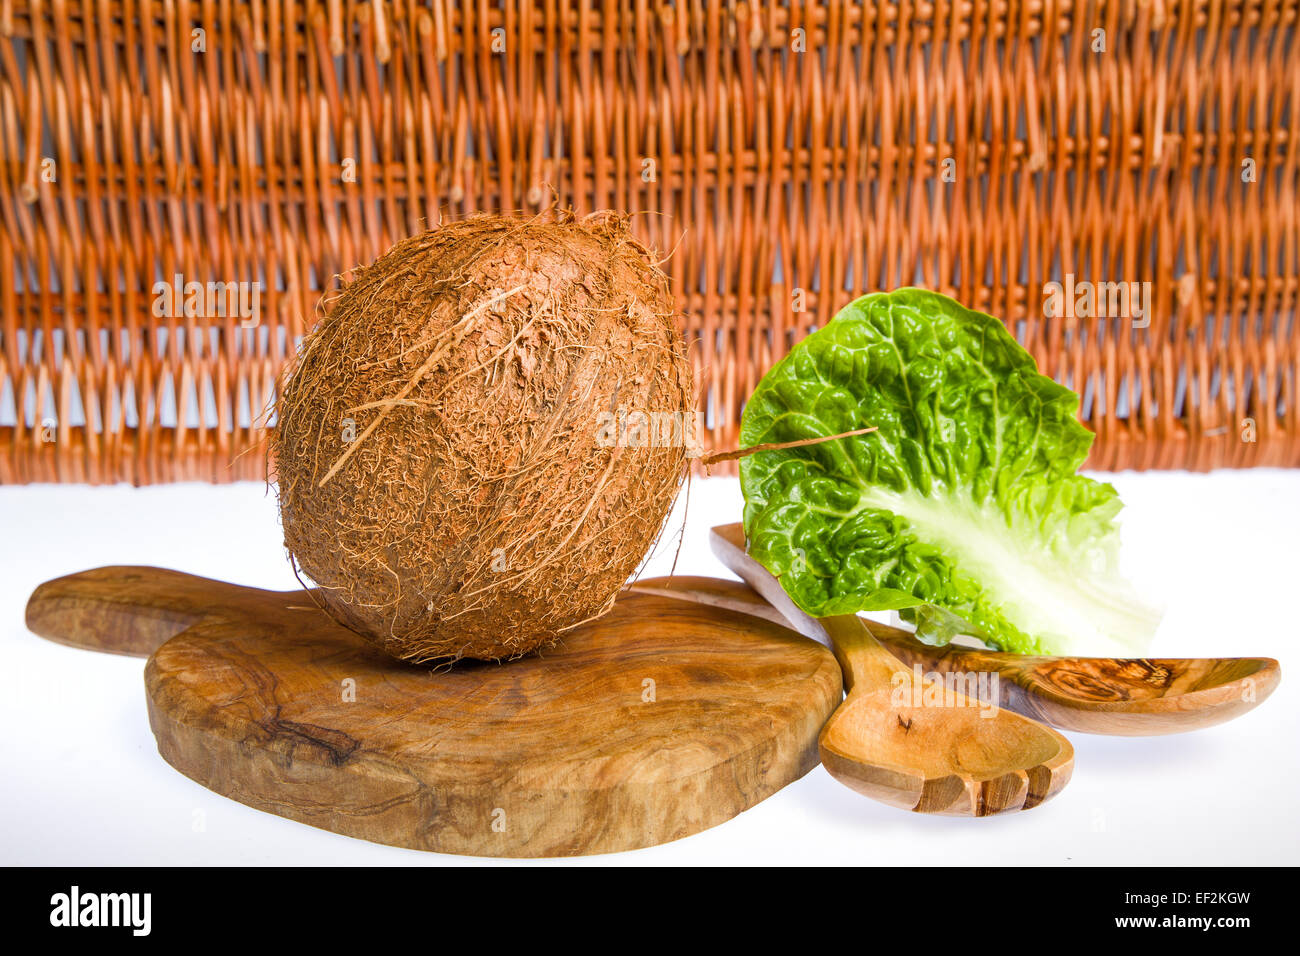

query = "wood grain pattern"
[
  {"left": 26, "top": 567, "right": 842, "bottom": 857},
  {"left": 876, "top": 639, "right": 1280, "bottom": 737},
  {"left": 816, "top": 615, "right": 1073, "bottom": 816}
]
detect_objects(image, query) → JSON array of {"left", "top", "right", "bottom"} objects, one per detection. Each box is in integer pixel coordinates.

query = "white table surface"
[{"left": 2, "top": 471, "right": 1297, "bottom": 866}]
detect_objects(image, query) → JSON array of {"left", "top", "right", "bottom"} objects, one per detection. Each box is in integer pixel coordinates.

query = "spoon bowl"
[{"left": 813, "top": 614, "right": 1073, "bottom": 815}]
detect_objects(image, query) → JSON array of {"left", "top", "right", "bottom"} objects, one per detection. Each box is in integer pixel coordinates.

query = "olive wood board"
[{"left": 24, "top": 566, "right": 842, "bottom": 858}]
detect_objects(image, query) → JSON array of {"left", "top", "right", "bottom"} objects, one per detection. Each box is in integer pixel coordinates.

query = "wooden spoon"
[
  {"left": 810, "top": 614, "right": 1072, "bottom": 815},
  {"left": 653, "top": 541, "right": 1074, "bottom": 816},
  {"left": 680, "top": 523, "right": 1280, "bottom": 736}
]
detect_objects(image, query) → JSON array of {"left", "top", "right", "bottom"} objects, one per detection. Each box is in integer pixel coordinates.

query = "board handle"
[{"left": 25, "top": 566, "right": 269, "bottom": 657}]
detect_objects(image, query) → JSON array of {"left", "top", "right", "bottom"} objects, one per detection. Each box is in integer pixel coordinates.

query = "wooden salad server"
[
  {"left": 668, "top": 524, "right": 1279, "bottom": 736},
  {"left": 664, "top": 532, "right": 1075, "bottom": 816}
]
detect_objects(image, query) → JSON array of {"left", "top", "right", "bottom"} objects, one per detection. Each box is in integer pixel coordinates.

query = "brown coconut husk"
[{"left": 272, "top": 210, "right": 694, "bottom": 664}]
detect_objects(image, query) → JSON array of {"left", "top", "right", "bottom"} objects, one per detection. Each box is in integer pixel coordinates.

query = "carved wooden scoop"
[
  {"left": 682, "top": 526, "right": 1073, "bottom": 815},
  {"left": 647, "top": 523, "right": 1279, "bottom": 736}
]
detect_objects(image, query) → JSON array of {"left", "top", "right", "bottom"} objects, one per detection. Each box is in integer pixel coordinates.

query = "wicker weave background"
[{"left": 1, "top": 0, "right": 1297, "bottom": 484}]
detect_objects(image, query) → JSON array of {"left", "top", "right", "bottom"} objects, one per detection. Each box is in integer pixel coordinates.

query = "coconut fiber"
[{"left": 273, "top": 211, "right": 694, "bottom": 663}]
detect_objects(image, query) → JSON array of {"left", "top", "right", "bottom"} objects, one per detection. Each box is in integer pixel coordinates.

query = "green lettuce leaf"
[{"left": 739, "top": 288, "right": 1161, "bottom": 655}]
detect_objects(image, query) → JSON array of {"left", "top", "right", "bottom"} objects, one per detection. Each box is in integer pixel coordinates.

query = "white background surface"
[{"left": 1, "top": 471, "right": 1297, "bottom": 866}]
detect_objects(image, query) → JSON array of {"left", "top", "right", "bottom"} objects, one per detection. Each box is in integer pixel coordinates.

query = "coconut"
[{"left": 271, "top": 211, "right": 694, "bottom": 664}]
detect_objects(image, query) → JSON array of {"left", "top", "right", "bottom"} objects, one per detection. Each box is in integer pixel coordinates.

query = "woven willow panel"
[{"left": 1, "top": 1, "right": 1296, "bottom": 484}]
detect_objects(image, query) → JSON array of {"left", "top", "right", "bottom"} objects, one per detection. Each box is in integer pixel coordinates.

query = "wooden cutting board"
[{"left": 25, "top": 567, "right": 841, "bottom": 858}]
